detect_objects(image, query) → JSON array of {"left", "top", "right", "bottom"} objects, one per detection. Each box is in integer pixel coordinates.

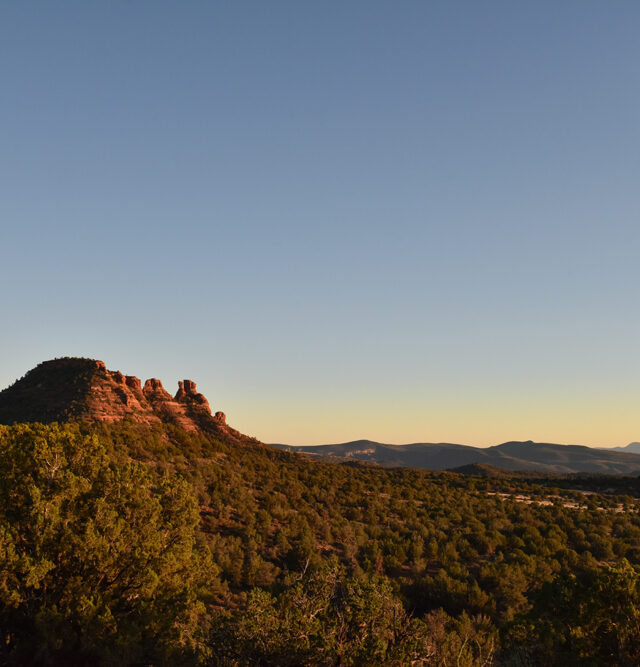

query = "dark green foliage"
[
  {"left": 0, "top": 423, "right": 212, "bottom": 665},
  {"left": 506, "top": 560, "right": 640, "bottom": 665},
  {"left": 211, "top": 564, "right": 497, "bottom": 666},
  {"left": 1, "top": 420, "right": 640, "bottom": 664}
]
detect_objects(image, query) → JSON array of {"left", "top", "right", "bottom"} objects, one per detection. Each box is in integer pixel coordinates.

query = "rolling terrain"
[
  {"left": 4, "top": 359, "right": 637, "bottom": 475},
  {"left": 610, "top": 442, "right": 640, "bottom": 454},
  {"left": 272, "top": 438, "right": 640, "bottom": 474},
  {"left": 2, "top": 358, "right": 640, "bottom": 664}
]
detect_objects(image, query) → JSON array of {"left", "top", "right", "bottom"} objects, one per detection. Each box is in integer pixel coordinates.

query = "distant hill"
[
  {"left": 272, "top": 439, "right": 640, "bottom": 475},
  {"left": 610, "top": 442, "right": 640, "bottom": 454},
  {"left": 0, "top": 357, "right": 257, "bottom": 446}
]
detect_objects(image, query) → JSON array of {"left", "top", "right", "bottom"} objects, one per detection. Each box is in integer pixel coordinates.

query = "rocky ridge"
[{"left": 0, "top": 358, "right": 252, "bottom": 445}]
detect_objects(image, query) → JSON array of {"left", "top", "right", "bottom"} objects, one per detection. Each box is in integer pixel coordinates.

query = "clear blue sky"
[{"left": 1, "top": 1, "right": 639, "bottom": 446}]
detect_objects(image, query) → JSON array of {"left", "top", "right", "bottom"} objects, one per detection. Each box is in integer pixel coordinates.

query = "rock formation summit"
[{"left": 0, "top": 357, "right": 252, "bottom": 444}]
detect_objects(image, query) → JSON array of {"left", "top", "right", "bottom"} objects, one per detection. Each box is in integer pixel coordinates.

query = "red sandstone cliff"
[{"left": 0, "top": 358, "right": 256, "bottom": 445}]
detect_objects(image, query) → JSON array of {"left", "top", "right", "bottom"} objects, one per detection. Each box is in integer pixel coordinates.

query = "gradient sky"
[{"left": 1, "top": 2, "right": 639, "bottom": 447}]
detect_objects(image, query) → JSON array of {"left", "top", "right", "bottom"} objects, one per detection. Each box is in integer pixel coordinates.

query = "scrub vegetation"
[{"left": 1, "top": 421, "right": 640, "bottom": 665}]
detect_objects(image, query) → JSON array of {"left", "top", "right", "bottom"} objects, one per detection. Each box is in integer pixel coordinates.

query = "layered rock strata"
[{"left": 0, "top": 357, "right": 254, "bottom": 444}]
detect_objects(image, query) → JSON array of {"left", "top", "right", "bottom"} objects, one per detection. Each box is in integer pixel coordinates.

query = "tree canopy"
[{"left": 1, "top": 421, "right": 639, "bottom": 665}]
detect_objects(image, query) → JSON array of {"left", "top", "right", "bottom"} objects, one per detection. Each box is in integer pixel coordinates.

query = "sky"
[{"left": 1, "top": 1, "right": 639, "bottom": 447}]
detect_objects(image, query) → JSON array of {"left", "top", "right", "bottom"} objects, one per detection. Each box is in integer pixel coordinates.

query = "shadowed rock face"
[{"left": 0, "top": 357, "right": 256, "bottom": 445}]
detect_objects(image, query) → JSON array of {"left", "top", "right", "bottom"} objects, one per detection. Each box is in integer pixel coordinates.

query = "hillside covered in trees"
[
  {"left": 2, "top": 420, "right": 640, "bottom": 665},
  {"left": 1, "top": 359, "right": 640, "bottom": 665}
]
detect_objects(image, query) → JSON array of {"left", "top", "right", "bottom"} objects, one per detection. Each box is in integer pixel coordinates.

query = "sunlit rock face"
[{"left": 0, "top": 357, "right": 256, "bottom": 445}]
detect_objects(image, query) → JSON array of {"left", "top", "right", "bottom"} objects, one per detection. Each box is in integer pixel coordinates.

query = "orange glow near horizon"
[{"left": 227, "top": 394, "right": 639, "bottom": 449}]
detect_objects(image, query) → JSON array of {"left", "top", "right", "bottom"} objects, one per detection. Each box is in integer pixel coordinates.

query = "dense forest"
[{"left": 1, "top": 421, "right": 640, "bottom": 665}]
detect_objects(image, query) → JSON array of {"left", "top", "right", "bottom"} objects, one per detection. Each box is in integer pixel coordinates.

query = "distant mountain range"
[
  {"left": 610, "top": 442, "right": 640, "bottom": 454},
  {"left": 271, "top": 439, "right": 640, "bottom": 475}
]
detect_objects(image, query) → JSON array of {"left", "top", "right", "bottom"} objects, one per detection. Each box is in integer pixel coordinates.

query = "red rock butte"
[{"left": 0, "top": 357, "right": 252, "bottom": 445}]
